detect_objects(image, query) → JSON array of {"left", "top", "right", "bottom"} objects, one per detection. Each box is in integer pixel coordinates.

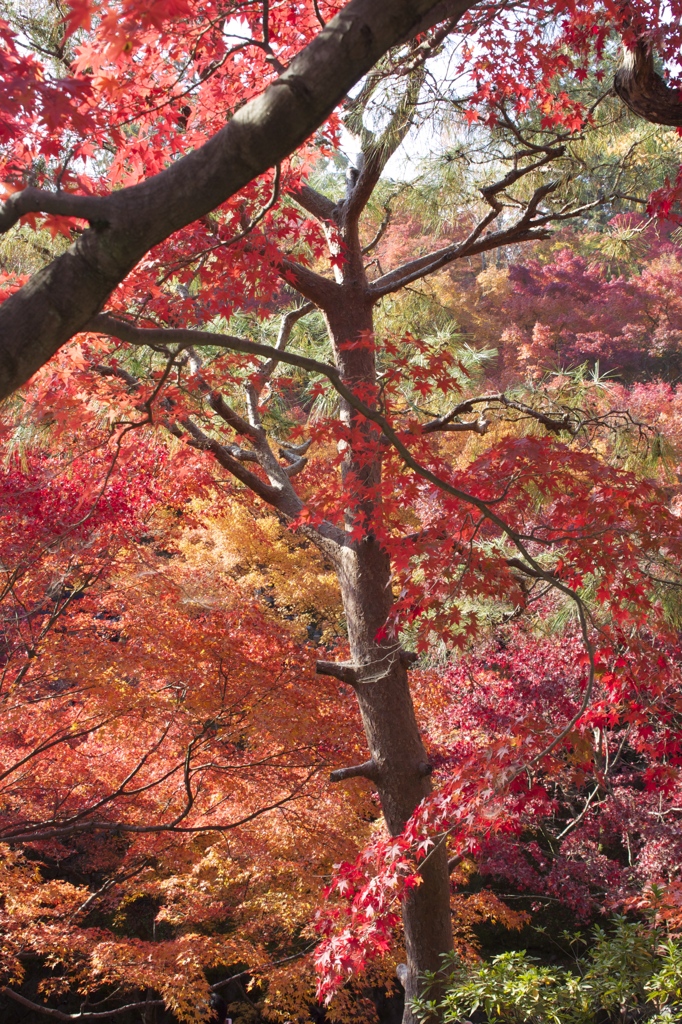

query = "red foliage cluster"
[
  {"left": 0, "top": 387, "right": 368, "bottom": 1019},
  {"left": 500, "top": 243, "right": 682, "bottom": 374},
  {"left": 4, "top": 0, "right": 682, "bottom": 1018},
  {"left": 315, "top": 621, "right": 682, "bottom": 999}
]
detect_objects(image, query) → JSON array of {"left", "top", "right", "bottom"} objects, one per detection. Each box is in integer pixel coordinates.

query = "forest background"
[{"left": 4, "top": 2, "right": 682, "bottom": 1023}]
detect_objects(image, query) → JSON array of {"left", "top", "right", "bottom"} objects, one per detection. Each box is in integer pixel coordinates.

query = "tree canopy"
[{"left": 4, "top": 2, "right": 682, "bottom": 1023}]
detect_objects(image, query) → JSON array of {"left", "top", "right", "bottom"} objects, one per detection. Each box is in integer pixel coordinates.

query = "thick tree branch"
[
  {"left": 0, "top": 187, "right": 111, "bottom": 233},
  {"left": 178, "top": 417, "right": 288, "bottom": 504},
  {"left": 207, "top": 390, "right": 259, "bottom": 439},
  {"left": 423, "top": 415, "right": 489, "bottom": 434},
  {"left": 184, "top": 347, "right": 261, "bottom": 438},
  {"left": 276, "top": 255, "right": 341, "bottom": 307},
  {"left": 480, "top": 148, "right": 564, "bottom": 212},
  {"left": 0, "top": 0, "right": 475, "bottom": 400},
  {"left": 288, "top": 184, "right": 339, "bottom": 223},
  {"left": 316, "top": 659, "right": 359, "bottom": 684},
  {"left": 398, "top": 0, "right": 471, "bottom": 40},
  {"left": 614, "top": 42, "right": 682, "bottom": 127}
]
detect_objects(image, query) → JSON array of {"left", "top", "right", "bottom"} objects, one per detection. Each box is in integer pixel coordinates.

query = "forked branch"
[{"left": 368, "top": 145, "right": 570, "bottom": 298}]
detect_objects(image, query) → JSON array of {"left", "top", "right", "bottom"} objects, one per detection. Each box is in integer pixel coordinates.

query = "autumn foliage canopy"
[{"left": 4, "top": 0, "right": 682, "bottom": 1022}]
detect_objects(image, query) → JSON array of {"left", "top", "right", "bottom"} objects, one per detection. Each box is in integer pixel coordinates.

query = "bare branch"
[
  {"left": 282, "top": 454, "right": 308, "bottom": 476},
  {"left": 423, "top": 415, "right": 489, "bottom": 434},
  {"left": 480, "top": 148, "right": 564, "bottom": 213},
  {"left": 313, "top": 0, "right": 326, "bottom": 27},
  {"left": 362, "top": 199, "right": 395, "bottom": 255},
  {"left": 87, "top": 319, "right": 346, "bottom": 551},
  {"left": 2, "top": 989, "right": 165, "bottom": 1021},
  {"left": 257, "top": 301, "right": 315, "bottom": 386},
  {"left": 2, "top": 768, "right": 320, "bottom": 844},
  {"left": 368, "top": 211, "right": 497, "bottom": 296},
  {"left": 276, "top": 436, "right": 313, "bottom": 456},
  {"left": 422, "top": 393, "right": 578, "bottom": 436}
]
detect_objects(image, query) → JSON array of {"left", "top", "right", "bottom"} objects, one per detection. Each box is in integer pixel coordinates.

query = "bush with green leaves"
[{"left": 414, "top": 918, "right": 682, "bottom": 1024}]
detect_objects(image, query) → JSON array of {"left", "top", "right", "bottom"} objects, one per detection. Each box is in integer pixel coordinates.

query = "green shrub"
[{"left": 414, "top": 917, "right": 682, "bottom": 1024}]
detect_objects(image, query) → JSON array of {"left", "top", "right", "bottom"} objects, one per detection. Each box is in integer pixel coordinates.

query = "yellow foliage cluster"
[{"left": 179, "top": 500, "right": 343, "bottom": 643}]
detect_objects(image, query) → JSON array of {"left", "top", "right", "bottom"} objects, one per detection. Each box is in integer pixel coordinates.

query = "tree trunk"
[
  {"left": 325, "top": 299, "right": 453, "bottom": 1023},
  {"left": 337, "top": 541, "right": 453, "bottom": 1021}
]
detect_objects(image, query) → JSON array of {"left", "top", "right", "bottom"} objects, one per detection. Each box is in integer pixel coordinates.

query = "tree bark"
[
  {"left": 324, "top": 293, "right": 453, "bottom": 1023},
  {"left": 336, "top": 540, "right": 453, "bottom": 1022},
  {"left": 614, "top": 42, "right": 682, "bottom": 127}
]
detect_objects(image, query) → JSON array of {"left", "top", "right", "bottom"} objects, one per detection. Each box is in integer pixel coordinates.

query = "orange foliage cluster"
[{"left": 0, "top": 388, "right": 370, "bottom": 1022}]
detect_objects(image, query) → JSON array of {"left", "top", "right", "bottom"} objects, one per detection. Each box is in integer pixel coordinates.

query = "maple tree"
[
  {"left": 0, "top": 0, "right": 681, "bottom": 393},
  {"left": 4, "top": 1, "right": 682, "bottom": 1023},
  {"left": 433, "top": 212, "right": 682, "bottom": 383},
  {"left": 0, "top": 394, "right": 376, "bottom": 1022}
]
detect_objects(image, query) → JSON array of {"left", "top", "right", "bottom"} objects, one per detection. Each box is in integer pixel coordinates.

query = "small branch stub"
[
  {"left": 329, "top": 759, "right": 379, "bottom": 783},
  {"left": 399, "top": 649, "right": 419, "bottom": 668},
  {"left": 316, "top": 660, "right": 358, "bottom": 685}
]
